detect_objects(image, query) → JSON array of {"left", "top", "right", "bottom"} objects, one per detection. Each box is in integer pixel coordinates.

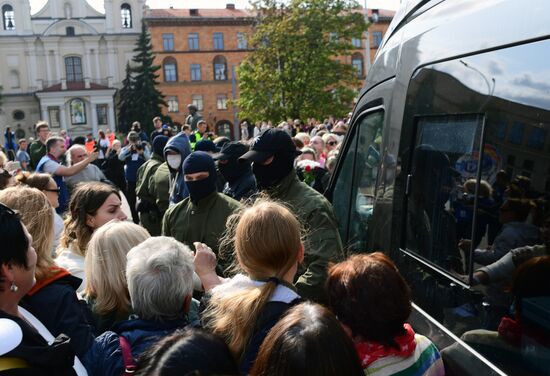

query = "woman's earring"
[{"left": 10, "top": 281, "right": 18, "bottom": 293}]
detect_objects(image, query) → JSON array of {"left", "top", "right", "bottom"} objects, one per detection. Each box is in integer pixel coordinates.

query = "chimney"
[
  {"left": 226, "top": 3, "right": 235, "bottom": 9},
  {"left": 190, "top": 9, "right": 198, "bottom": 16}
]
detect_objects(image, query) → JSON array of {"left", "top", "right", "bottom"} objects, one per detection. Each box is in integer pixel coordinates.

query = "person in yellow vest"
[{"left": 189, "top": 120, "right": 214, "bottom": 151}]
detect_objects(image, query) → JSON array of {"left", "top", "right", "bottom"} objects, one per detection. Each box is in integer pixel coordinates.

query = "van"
[{"left": 326, "top": 1, "right": 550, "bottom": 374}]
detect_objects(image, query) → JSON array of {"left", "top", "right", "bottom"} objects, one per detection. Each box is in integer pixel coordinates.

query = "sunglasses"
[
  {"left": 327, "top": 141, "right": 338, "bottom": 146},
  {"left": 44, "top": 187, "right": 61, "bottom": 193}
]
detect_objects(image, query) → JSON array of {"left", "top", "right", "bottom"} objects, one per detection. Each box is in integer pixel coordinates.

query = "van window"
[
  {"left": 406, "top": 114, "right": 484, "bottom": 274},
  {"left": 333, "top": 110, "right": 384, "bottom": 251}
]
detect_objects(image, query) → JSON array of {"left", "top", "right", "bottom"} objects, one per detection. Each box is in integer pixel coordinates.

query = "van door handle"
[{"left": 405, "top": 174, "right": 412, "bottom": 196}]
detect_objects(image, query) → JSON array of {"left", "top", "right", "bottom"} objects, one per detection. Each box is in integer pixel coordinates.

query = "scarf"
[{"left": 355, "top": 323, "right": 417, "bottom": 368}]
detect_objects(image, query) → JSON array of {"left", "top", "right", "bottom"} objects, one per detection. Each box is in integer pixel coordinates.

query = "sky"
[{"left": 30, "top": 0, "right": 401, "bottom": 13}]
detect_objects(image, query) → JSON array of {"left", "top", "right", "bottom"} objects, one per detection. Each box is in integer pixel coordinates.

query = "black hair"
[
  {"left": 135, "top": 327, "right": 238, "bottom": 376},
  {"left": 0, "top": 203, "right": 29, "bottom": 272}
]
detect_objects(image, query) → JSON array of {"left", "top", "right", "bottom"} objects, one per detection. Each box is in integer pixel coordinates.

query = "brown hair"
[
  {"left": 250, "top": 302, "right": 364, "bottom": 376},
  {"left": 0, "top": 187, "right": 55, "bottom": 281},
  {"left": 15, "top": 171, "right": 52, "bottom": 191},
  {"left": 327, "top": 252, "right": 412, "bottom": 347},
  {"left": 35, "top": 120, "right": 49, "bottom": 133},
  {"left": 60, "top": 182, "right": 120, "bottom": 257},
  {"left": 204, "top": 199, "right": 302, "bottom": 360}
]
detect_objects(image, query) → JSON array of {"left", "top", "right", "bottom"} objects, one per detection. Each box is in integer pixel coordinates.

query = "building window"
[
  {"left": 70, "top": 99, "right": 86, "bottom": 125},
  {"left": 167, "top": 96, "right": 179, "bottom": 113},
  {"left": 48, "top": 107, "right": 60, "bottom": 128},
  {"left": 190, "top": 64, "right": 201, "bottom": 81},
  {"left": 527, "top": 127, "right": 546, "bottom": 150},
  {"left": 163, "top": 57, "right": 177, "bottom": 82},
  {"left": 496, "top": 121, "right": 507, "bottom": 140},
  {"left": 352, "top": 37, "right": 362, "bottom": 48},
  {"left": 65, "top": 56, "right": 83, "bottom": 82},
  {"left": 2, "top": 4, "right": 15, "bottom": 31},
  {"left": 188, "top": 33, "right": 199, "bottom": 50},
  {"left": 96, "top": 104, "right": 108, "bottom": 125},
  {"left": 121, "top": 3, "right": 132, "bottom": 28},
  {"left": 66, "top": 26, "right": 75, "bottom": 36},
  {"left": 372, "top": 31, "right": 383, "bottom": 48},
  {"left": 351, "top": 53, "right": 364, "bottom": 78},
  {"left": 509, "top": 122, "right": 525, "bottom": 145},
  {"left": 213, "top": 55, "right": 227, "bottom": 81},
  {"left": 237, "top": 32, "right": 247, "bottom": 49},
  {"left": 192, "top": 95, "right": 203, "bottom": 111},
  {"left": 213, "top": 32, "right": 224, "bottom": 50},
  {"left": 9, "top": 70, "right": 20, "bottom": 88},
  {"left": 162, "top": 33, "right": 174, "bottom": 51},
  {"left": 217, "top": 94, "right": 228, "bottom": 110},
  {"left": 12, "top": 110, "right": 24, "bottom": 120}
]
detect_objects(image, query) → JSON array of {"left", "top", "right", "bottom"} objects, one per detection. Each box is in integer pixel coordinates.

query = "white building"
[{"left": 0, "top": 0, "right": 144, "bottom": 139}]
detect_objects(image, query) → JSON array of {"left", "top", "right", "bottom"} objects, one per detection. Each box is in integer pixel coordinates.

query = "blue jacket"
[
  {"left": 83, "top": 317, "right": 188, "bottom": 376},
  {"left": 164, "top": 132, "right": 191, "bottom": 204}
]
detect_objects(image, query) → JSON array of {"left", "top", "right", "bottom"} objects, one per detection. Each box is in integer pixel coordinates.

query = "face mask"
[
  {"left": 167, "top": 155, "right": 182, "bottom": 170},
  {"left": 253, "top": 151, "right": 294, "bottom": 190},
  {"left": 186, "top": 176, "right": 216, "bottom": 204},
  {"left": 218, "top": 159, "right": 251, "bottom": 183}
]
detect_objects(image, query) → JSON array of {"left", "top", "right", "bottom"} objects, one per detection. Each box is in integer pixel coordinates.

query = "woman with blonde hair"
[
  {"left": 195, "top": 199, "right": 304, "bottom": 374},
  {"left": 84, "top": 219, "right": 150, "bottom": 334},
  {"left": 56, "top": 181, "right": 127, "bottom": 292},
  {"left": 16, "top": 171, "right": 64, "bottom": 253},
  {"left": 0, "top": 187, "right": 94, "bottom": 359}
]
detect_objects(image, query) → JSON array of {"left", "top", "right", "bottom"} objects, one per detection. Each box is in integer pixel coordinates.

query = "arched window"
[
  {"left": 65, "top": 56, "right": 83, "bottom": 82},
  {"left": 70, "top": 98, "right": 86, "bottom": 124},
  {"left": 163, "top": 57, "right": 178, "bottom": 82},
  {"left": 351, "top": 53, "right": 364, "bottom": 78},
  {"left": 121, "top": 3, "right": 132, "bottom": 28},
  {"left": 213, "top": 55, "right": 227, "bottom": 81},
  {"left": 2, "top": 4, "right": 15, "bottom": 30}
]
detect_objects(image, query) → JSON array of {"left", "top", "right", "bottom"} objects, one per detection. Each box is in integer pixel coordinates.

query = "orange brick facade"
[{"left": 146, "top": 7, "right": 392, "bottom": 139}]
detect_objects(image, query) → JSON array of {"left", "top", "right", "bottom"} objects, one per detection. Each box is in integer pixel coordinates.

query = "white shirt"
[{"left": 55, "top": 244, "right": 85, "bottom": 293}]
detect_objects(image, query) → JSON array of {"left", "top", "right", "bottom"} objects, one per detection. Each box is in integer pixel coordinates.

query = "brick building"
[{"left": 145, "top": 5, "right": 394, "bottom": 139}]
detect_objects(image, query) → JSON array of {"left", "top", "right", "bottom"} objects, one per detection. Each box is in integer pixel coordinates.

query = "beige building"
[{"left": 0, "top": 0, "right": 144, "bottom": 138}]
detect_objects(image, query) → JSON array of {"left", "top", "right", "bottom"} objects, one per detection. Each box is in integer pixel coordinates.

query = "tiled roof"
[
  {"left": 40, "top": 82, "right": 110, "bottom": 92},
  {"left": 146, "top": 8, "right": 255, "bottom": 19}
]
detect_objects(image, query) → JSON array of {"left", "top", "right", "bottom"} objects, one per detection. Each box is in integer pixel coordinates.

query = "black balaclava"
[
  {"left": 152, "top": 135, "right": 169, "bottom": 160},
  {"left": 183, "top": 151, "right": 217, "bottom": 204},
  {"left": 219, "top": 158, "right": 251, "bottom": 183},
  {"left": 252, "top": 150, "right": 295, "bottom": 190}
]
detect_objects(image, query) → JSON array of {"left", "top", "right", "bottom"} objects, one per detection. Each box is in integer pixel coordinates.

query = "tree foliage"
[
  {"left": 236, "top": 0, "right": 368, "bottom": 122},
  {"left": 117, "top": 62, "right": 134, "bottom": 133},
  {"left": 117, "top": 21, "right": 167, "bottom": 133}
]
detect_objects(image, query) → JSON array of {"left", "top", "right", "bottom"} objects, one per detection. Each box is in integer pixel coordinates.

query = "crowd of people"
[{"left": 1, "top": 114, "right": 547, "bottom": 375}]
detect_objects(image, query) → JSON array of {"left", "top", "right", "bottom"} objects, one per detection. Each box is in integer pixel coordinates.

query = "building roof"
[
  {"left": 146, "top": 7, "right": 395, "bottom": 21},
  {"left": 146, "top": 8, "right": 255, "bottom": 19}
]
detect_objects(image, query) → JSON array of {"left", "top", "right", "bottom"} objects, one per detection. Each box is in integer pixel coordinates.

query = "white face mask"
[{"left": 167, "top": 154, "right": 182, "bottom": 170}]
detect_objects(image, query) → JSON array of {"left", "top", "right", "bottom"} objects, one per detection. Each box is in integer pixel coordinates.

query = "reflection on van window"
[
  {"left": 333, "top": 110, "right": 383, "bottom": 252},
  {"left": 401, "top": 39, "right": 550, "bottom": 376},
  {"left": 406, "top": 114, "right": 483, "bottom": 274}
]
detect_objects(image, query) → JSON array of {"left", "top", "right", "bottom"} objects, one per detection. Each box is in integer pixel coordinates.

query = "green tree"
[
  {"left": 128, "top": 21, "right": 167, "bottom": 134},
  {"left": 237, "top": 0, "right": 368, "bottom": 122},
  {"left": 117, "top": 62, "right": 135, "bottom": 133}
]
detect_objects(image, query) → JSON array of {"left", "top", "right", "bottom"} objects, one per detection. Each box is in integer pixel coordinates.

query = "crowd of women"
[{"left": 0, "top": 186, "right": 446, "bottom": 375}]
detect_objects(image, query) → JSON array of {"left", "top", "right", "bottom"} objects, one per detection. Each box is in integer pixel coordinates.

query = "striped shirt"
[{"left": 365, "top": 334, "right": 445, "bottom": 376}]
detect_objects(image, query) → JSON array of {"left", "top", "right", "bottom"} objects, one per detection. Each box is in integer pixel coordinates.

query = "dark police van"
[{"left": 326, "top": 0, "right": 550, "bottom": 374}]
